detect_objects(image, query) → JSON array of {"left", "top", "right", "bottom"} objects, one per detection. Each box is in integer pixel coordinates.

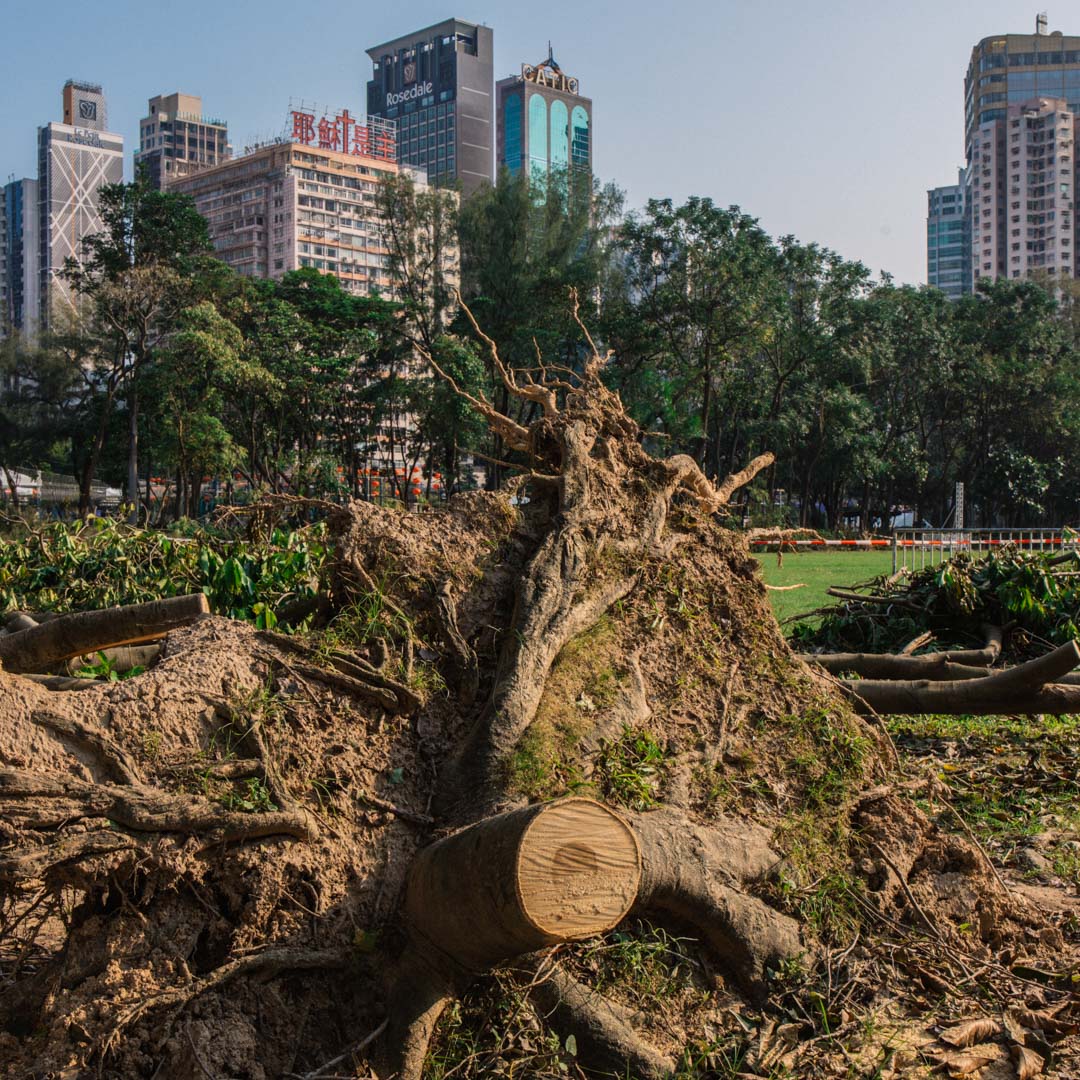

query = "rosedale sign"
[
  {"left": 521, "top": 63, "right": 579, "bottom": 95},
  {"left": 386, "top": 81, "right": 434, "bottom": 108}
]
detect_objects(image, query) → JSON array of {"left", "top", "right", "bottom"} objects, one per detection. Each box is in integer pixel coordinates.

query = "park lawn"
[{"left": 753, "top": 547, "right": 894, "bottom": 625}]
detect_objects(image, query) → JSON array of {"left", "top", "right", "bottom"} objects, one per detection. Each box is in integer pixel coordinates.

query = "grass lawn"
[{"left": 753, "top": 547, "right": 894, "bottom": 625}]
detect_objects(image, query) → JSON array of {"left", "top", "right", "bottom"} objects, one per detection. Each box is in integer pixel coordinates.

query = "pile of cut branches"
[
  {"left": 792, "top": 546, "right": 1080, "bottom": 661},
  {"left": 0, "top": 515, "right": 327, "bottom": 627}
]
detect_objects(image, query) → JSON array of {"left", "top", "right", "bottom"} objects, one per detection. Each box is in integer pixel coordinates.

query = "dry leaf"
[
  {"left": 1010, "top": 1007, "right": 1078, "bottom": 1039},
  {"left": 935, "top": 1048, "right": 997, "bottom": 1076},
  {"left": 940, "top": 1018, "right": 1002, "bottom": 1048},
  {"left": 1002, "top": 1011, "right": 1025, "bottom": 1044},
  {"left": 1011, "top": 1044, "right": 1044, "bottom": 1080}
]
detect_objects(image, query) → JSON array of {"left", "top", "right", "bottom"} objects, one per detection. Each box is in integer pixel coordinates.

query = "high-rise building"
[
  {"left": 964, "top": 19, "right": 1080, "bottom": 286},
  {"left": 38, "top": 81, "right": 124, "bottom": 328},
  {"left": 971, "top": 97, "right": 1075, "bottom": 282},
  {"left": 0, "top": 189, "right": 6, "bottom": 331},
  {"left": 136, "top": 92, "right": 231, "bottom": 191},
  {"left": 2, "top": 179, "right": 41, "bottom": 337},
  {"left": 496, "top": 47, "right": 592, "bottom": 182},
  {"left": 169, "top": 109, "right": 451, "bottom": 298},
  {"left": 366, "top": 18, "right": 493, "bottom": 196},
  {"left": 927, "top": 170, "right": 970, "bottom": 300}
]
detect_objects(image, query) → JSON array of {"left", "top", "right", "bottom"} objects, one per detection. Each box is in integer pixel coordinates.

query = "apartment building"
[
  {"left": 970, "top": 97, "right": 1074, "bottom": 281},
  {"left": 963, "top": 18, "right": 1080, "bottom": 285},
  {"left": 135, "top": 92, "right": 230, "bottom": 190}
]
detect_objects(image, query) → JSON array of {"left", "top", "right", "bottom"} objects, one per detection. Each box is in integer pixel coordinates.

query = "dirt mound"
[
  {"left": 2, "top": 314, "right": 1077, "bottom": 1079},
  {"left": 0, "top": 617, "right": 427, "bottom": 1078}
]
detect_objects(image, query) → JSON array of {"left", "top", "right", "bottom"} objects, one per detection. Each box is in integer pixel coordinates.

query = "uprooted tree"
[{"left": 1, "top": 296, "right": 1074, "bottom": 1079}]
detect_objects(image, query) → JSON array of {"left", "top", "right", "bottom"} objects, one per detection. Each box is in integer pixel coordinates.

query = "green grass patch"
[
  {"left": 571, "top": 920, "right": 701, "bottom": 1001},
  {"left": 594, "top": 725, "right": 668, "bottom": 810},
  {"left": 753, "top": 548, "right": 894, "bottom": 625},
  {"left": 889, "top": 712, "right": 1080, "bottom": 882}
]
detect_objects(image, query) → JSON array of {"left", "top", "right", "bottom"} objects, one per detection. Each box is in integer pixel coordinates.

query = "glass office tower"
[
  {"left": 496, "top": 47, "right": 592, "bottom": 184},
  {"left": 366, "top": 18, "right": 494, "bottom": 196},
  {"left": 927, "top": 171, "right": 971, "bottom": 299}
]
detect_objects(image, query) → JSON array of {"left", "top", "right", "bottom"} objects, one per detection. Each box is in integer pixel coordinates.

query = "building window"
[
  {"left": 527, "top": 93, "right": 547, "bottom": 181},
  {"left": 570, "top": 105, "right": 589, "bottom": 168},
  {"left": 550, "top": 99, "right": 569, "bottom": 169}
]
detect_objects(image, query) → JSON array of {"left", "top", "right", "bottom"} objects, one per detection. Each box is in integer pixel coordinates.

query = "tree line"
[{"left": 3, "top": 167, "right": 1080, "bottom": 528}]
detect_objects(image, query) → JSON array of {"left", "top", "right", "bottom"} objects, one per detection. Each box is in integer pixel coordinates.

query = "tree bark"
[
  {"left": 127, "top": 381, "right": 139, "bottom": 524},
  {"left": 838, "top": 640, "right": 1080, "bottom": 715},
  {"left": 0, "top": 594, "right": 209, "bottom": 674}
]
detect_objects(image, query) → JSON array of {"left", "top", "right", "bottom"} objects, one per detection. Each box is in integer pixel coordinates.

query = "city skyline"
[{"left": 0, "top": 0, "right": 1055, "bottom": 285}]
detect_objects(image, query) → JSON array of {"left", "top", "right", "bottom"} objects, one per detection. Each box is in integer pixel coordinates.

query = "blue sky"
[{"left": 0, "top": 1, "right": 1056, "bottom": 283}]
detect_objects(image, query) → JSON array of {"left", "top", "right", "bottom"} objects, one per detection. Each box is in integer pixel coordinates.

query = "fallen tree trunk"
[
  {"left": 839, "top": 640, "right": 1080, "bottom": 714},
  {"left": 799, "top": 652, "right": 991, "bottom": 681},
  {"left": 63, "top": 643, "right": 162, "bottom": 676},
  {"left": 799, "top": 625, "right": 1005, "bottom": 681},
  {"left": 0, "top": 594, "right": 208, "bottom": 675}
]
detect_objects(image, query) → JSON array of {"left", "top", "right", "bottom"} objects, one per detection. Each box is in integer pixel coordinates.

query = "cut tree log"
[
  {"left": 799, "top": 625, "right": 1005, "bottom": 681},
  {"left": 839, "top": 640, "right": 1080, "bottom": 715},
  {"left": 0, "top": 595, "right": 208, "bottom": 675},
  {"left": 379, "top": 798, "right": 642, "bottom": 1080},
  {"left": 404, "top": 797, "right": 641, "bottom": 972}
]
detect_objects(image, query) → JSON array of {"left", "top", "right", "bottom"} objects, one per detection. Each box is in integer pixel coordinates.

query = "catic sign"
[
  {"left": 289, "top": 109, "right": 395, "bottom": 162},
  {"left": 521, "top": 63, "right": 579, "bottom": 94},
  {"left": 385, "top": 81, "right": 434, "bottom": 108}
]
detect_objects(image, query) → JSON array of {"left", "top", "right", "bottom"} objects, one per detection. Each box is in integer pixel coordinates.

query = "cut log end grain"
[
  {"left": 405, "top": 798, "right": 641, "bottom": 973},
  {"left": 516, "top": 799, "right": 640, "bottom": 939}
]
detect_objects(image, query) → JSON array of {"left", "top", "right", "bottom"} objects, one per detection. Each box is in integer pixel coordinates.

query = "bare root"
[
  {"left": 631, "top": 808, "right": 803, "bottom": 998},
  {"left": 527, "top": 960, "right": 676, "bottom": 1079}
]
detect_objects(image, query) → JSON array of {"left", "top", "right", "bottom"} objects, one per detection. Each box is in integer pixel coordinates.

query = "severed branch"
[
  {"left": 799, "top": 652, "right": 991, "bottom": 681},
  {"left": 838, "top": 639, "right": 1080, "bottom": 715},
  {"left": 0, "top": 594, "right": 208, "bottom": 675}
]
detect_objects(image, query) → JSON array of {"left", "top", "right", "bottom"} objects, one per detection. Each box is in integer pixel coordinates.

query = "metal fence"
[
  {"left": 892, "top": 528, "right": 1079, "bottom": 573},
  {"left": 2, "top": 467, "right": 121, "bottom": 510}
]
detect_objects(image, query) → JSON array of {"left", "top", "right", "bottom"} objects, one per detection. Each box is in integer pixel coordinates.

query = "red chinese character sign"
[{"left": 288, "top": 108, "right": 396, "bottom": 163}]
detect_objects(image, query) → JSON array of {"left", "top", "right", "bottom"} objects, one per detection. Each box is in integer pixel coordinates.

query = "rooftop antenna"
[{"left": 1037, "top": 12, "right": 1049, "bottom": 35}]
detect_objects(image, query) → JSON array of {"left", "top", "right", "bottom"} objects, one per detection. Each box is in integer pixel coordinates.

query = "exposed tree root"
[
  {"left": 101, "top": 947, "right": 347, "bottom": 1064},
  {"left": 0, "top": 768, "right": 316, "bottom": 846},
  {"left": 5, "top": 296, "right": 1063, "bottom": 1080},
  {"left": 630, "top": 809, "right": 803, "bottom": 998},
  {"left": 31, "top": 709, "right": 145, "bottom": 785},
  {"left": 528, "top": 961, "right": 676, "bottom": 1079}
]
